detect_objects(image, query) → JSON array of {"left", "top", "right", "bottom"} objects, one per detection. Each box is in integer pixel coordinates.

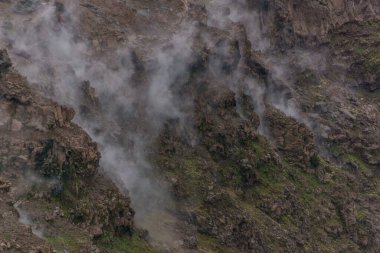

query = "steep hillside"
[
  {"left": 0, "top": 50, "right": 142, "bottom": 252},
  {"left": 0, "top": 0, "right": 379, "bottom": 253}
]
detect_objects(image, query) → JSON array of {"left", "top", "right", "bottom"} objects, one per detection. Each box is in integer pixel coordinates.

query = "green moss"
[
  {"left": 163, "top": 156, "right": 211, "bottom": 204},
  {"left": 365, "top": 54, "right": 380, "bottom": 73},
  {"left": 99, "top": 235, "right": 156, "bottom": 253},
  {"left": 46, "top": 234, "right": 87, "bottom": 252},
  {"left": 151, "top": 94, "right": 366, "bottom": 252},
  {"left": 356, "top": 209, "right": 368, "bottom": 221},
  {"left": 318, "top": 157, "right": 329, "bottom": 166},
  {"left": 257, "top": 164, "right": 282, "bottom": 186},
  {"left": 344, "top": 153, "right": 370, "bottom": 173},
  {"left": 352, "top": 43, "right": 380, "bottom": 74},
  {"left": 328, "top": 144, "right": 370, "bottom": 173},
  {"left": 330, "top": 19, "right": 380, "bottom": 79},
  {"left": 182, "top": 159, "right": 203, "bottom": 179},
  {"left": 50, "top": 186, "right": 79, "bottom": 220},
  {"left": 197, "top": 234, "right": 219, "bottom": 253},
  {"left": 246, "top": 140, "right": 265, "bottom": 157},
  {"left": 197, "top": 233, "right": 237, "bottom": 253},
  {"left": 219, "top": 161, "right": 244, "bottom": 187},
  {"left": 320, "top": 242, "right": 336, "bottom": 253},
  {"left": 320, "top": 239, "right": 359, "bottom": 253},
  {"left": 279, "top": 215, "right": 297, "bottom": 230},
  {"left": 367, "top": 20, "right": 380, "bottom": 29},
  {"left": 287, "top": 167, "right": 322, "bottom": 206}
]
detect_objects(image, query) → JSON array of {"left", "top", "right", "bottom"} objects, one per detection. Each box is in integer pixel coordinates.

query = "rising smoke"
[
  {"left": 0, "top": 0, "right": 198, "bottom": 245},
  {"left": 0, "top": 0, "right": 326, "bottom": 246}
]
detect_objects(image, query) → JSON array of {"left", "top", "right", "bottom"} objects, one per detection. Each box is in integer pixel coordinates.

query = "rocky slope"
[
  {"left": 0, "top": 0, "right": 379, "bottom": 253},
  {"left": 0, "top": 50, "right": 141, "bottom": 253},
  {"left": 262, "top": 0, "right": 380, "bottom": 48}
]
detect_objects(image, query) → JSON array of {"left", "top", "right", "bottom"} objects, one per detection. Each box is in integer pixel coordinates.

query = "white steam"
[
  {"left": 14, "top": 201, "right": 45, "bottom": 239},
  {"left": 0, "top": 0, "right": 197, "bottom": 246},
  {"left": 207, "top": 0, "right": 270, "bottom": 51},
  {"left": 0, "top": 0, "right": 328, "bottom": 247},
  {"left": 205, "top": 0, "right": 327, "bottom": 131}
]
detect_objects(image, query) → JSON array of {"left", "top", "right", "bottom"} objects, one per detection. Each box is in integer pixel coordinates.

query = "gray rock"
[
  {"left": 0, "top": 50, "right": 11, "bottom": 75},
  {"left": 12, "top": 0, "right": 41, "bottom": 15},
  {"left": 183, "top": 236, "right": 198, "bottom": 249}
]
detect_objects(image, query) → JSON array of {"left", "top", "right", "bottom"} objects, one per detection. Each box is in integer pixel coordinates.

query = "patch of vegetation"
[
  {"left": 98, "top": 235, "right": 156, "bottom": 253},
  {"left": 219, "top": 161, "right": 244, "bottom": 187},
  {"left": 328, "top": 144, "right": 344, "bottom": 157},
  {"left": 151, "top": 85, "right": 368, "bottom": 252},
  {"left": 356, "top": 209, "right": 368, "bottom": 221},
  {"left": 245, "top": 139, "right": 265, "bottom": 157},
  {"left": 344, "top": 153, "right": 370, "bottom": 173},
  {"left": 155, "top": 153, "right": 211, "bottom": 204},
  {"left": 51, "top": 184, "right": 77, "bottom": 214},
  {"left": 365, "top": 54, "right": 380, "bottom": 74},
  {"left": 256, "top": 163, "right": 282, "bottom": 187},
  {"left": 355, "top": 46, "right": 380, "bottom": 73},
  {"left": 46, "top": 234, "right": 87, "bottom": 252},
  {"left": 330, "top": 19, "right": 380, "bottom": 83},
  {"left": 367, "top": 20, "right": 380, "bottom": 29},
  {"left": 291, "top": 170, "right": 320, "bottom": 205},
  {"left": 182, "top": 158, "right": 203, "bottom": 179},
  {"left": 197, "top": 233, "right": 238, "bottom": 253}
]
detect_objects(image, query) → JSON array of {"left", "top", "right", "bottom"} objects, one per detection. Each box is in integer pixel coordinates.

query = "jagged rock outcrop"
[
  {"left": 255, "top": 0, "right": 380, "bottom": 48},
  {"left": 0, "top": 50, "right": 136, "bottom": 252},
  {"left": 0, "top": 49, "right": 11, "bottom": 74},
  {"left": 1, "top": 0, "right": 380, "bottom": 252},
  {"left": 264, "top": 105, "right": 317, "bottom": 168}
]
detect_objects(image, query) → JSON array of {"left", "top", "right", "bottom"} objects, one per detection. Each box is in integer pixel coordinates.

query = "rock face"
[
  {"left": 260, "top": 0, "right": 380, "bottom": 47},
  {"left": 0, "top": 49, "right": 11, "bottom": 74},
  {"left": 0, "top": 50, "right": 135, "bottom": 252},
  {"left": 264, "top": 106, "right": 317, "bottom": 168},
  {"left": 150, "top": 7, "right": 379, "bottom": 250},
  {"left": 0, "top": 0, "right": 380, "bottom": 253},
  {"left": 12, "top": 0, "right": 41, "bottom": 15}
]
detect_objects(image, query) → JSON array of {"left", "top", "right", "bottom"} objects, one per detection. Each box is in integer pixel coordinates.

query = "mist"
[
  {"left": 206, "top": 0, "right": 330, "bottom": 133},
  {"left": 14, "top": 201, "right": 45, "bottom": 239},
  {"left": 0, "top": 0, "right": 328, "bottom": 247},
  {"left": 0, "top": 0, "right": 200, "bottom": 246}
]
